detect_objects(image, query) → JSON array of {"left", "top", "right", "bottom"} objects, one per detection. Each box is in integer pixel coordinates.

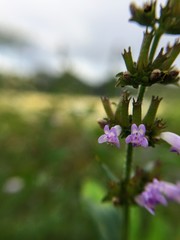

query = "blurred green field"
[{"left": 0, "top": 89, "right": 179, "bottom": 240}]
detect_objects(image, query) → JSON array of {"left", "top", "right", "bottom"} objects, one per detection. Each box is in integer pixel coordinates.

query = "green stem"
[
  {"left": 137, "top": 30, "right": 162, "bottom": 105},
  {"left": 121, "top": 25, "right": 160, "bottom": 240},
  {"left": 124, "top": 144, "right": 133, "bottom": 182},
  {"left": 122, "top": 144, "right": 133, "bottom": 240},
  {"left": 149, "top": 31, "right": 162, "bottom": 63},
  {"left": 122, "top": 204, "right": 130, "bottom": 240},
  {"left": 137, "top": 85, "right": 146, "bottom": 102},
  {"left": 127, "top": 25, "right": 164, "bottom": 240}
]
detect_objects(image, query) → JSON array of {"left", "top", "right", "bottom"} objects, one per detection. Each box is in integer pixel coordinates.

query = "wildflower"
[
  {"left": 98, "top": 125, "right": 121, "bottom": 148},
  {"left": 125, "top": 124, "right": 148, "bottom": 147},
  {"left": 135, "top": 179, "right": 180, "bottom": 215},
  {"left": 160, "top": 132, "right": 180, "bottom": 154}
]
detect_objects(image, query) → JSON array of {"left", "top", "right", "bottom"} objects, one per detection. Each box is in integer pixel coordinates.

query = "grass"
[{"left": 0, "top": 89, "right": 179, "bottom": 240}]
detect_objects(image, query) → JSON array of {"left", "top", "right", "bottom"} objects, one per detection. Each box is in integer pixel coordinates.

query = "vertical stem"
[
  {"left": 122, "top": 84, "right": 146, "bottom": 240},
  {"left": 137, "top": 85, "right": 146, "bottom": 102},
  {"left": 122, "top": 144, "right": 133, "bottom": 240},
  {"left": 124, "top": 144, "right": 133, "bottom": 182},
  {"left": 149, "top": 31, "right": 162, "bottom": 63},
  {"left": 122, "top": 204, "right": 130, "bottom": 240},
  {"left": 121, "top": 25, "right": 158, "bottom": 237},
  {"left": 137, "top": 30, "right": 162, "bottom": 104}
]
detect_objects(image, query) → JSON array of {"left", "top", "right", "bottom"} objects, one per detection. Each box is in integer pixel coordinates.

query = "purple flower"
[
  {"left": 159, "top": 181, "right": 180, "bottom": 203},
  {"left": 135, "top": 179, "right": 180, "bottom": 215},
  {"left": 160, "top": 132, "right": 180, "bottom": 154},
  {"left": 98, "top": 125, "right": 121, "bottom": 148},
  {"left": 125, "top": 124, "right": 148, "bottom": 147}
]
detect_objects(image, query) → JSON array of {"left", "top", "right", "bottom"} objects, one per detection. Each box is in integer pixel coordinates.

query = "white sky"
[{"left": 0, "top": 0, "right": 178, "bottom": 85}]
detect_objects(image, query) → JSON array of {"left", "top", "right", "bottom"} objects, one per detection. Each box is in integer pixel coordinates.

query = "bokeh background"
[{"left": 0, "top": 0, "right": 179, "bottom": 239}]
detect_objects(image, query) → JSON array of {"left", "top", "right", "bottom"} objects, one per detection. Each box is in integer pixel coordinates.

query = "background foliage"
[{"left": 0, "top": 77, "right": 179, "bottom": 239}]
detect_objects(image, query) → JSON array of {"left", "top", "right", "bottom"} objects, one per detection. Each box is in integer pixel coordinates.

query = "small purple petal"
[
  {"left": 131, "top": 124, "right": 138, "bottom": 134},
  {"left": 170, "top": 147, "right": 179, "bottom": 154},
  {"left": 138, "top": 124, "right": 146, "bottom": 135},
  {"left": 113, "top": 125, "right": 122, "bottom": 136},
  {"left": 125, "top": 135, "right": 132, "bottom": 144},
  {"left": 98, "top": 135, "right": 108, "bottom": 144},
  {"left": 135, "top": 195, "right": 153, "bottom": 214},
  {"left": 141, "top": 137, "right": 149, "bottom": 147},
  {"left": 104, "top": 125, "right": 110, "bottom": 134},
  {"left": 159, "top": 181, "right": 180, "bottom": 203},
  {"left": 110, "top": 128, "right": 118, "bottom": 137},
  {"left": 160, "top": 132, "right": 180, "bottom": 154}
]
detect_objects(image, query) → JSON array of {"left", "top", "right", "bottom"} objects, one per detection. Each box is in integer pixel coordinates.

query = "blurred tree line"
[
  {"left": 0, "top": 28, "right": 121, "bottom": 96},
  {"left": 0, "top": 71, "right": 121, "bottom": 96}
]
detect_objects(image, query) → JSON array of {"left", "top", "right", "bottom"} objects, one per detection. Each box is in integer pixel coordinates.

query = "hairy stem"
[
  {"left": 122, "top": 203, "right": 130, "bottom": 240},
  {"left": 122, "top": 143, "right": 133, "bottom": 240},
  {"left": 124, "top": 144, "right": 133, "bottom": 182}
]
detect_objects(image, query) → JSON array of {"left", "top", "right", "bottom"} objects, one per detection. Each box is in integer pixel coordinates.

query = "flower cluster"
[
  {"left": 135, "top": 179, "right": 180, "bottom": 215},
  {"left": 98, "top": 123, "right": 180, "bottom": 215},
  {"left": 98, "top": 124, "right": 180, "bottom": 155},
  {"left": 96, "top": 0, "right": 180, "bottom": 234},
  {"left": 98, "top": 124, "right": 149, "bottom": 148}
]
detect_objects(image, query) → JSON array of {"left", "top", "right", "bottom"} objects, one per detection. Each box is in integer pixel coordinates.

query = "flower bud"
[
  {"left": 132, "top": 99, "right": 142, "bottom": 125},
  {"left": 137, "top": 30, "right": 154, "bottom": 71},
  {"left": 115, "top": 71, "right": 134, "bottom": 88},
  {"left": 122, "top": 47, "right": 136, "bottom": 74},
  {"left": 114, "top": 91, "right": 130, "bottom": 127},
  {"left": 97, "top": 119, "right": 108, "bottom": 129},
  {"left": 101, "top": 96, "right": 114, "bottom": 120},
  {"left": 161, "top": 39, "right": 180, "bottom": 70},
  {"left": 150, "top": 69, "right": 162, "bottom": 82},
  {"left": 159, "top": 0, "right": 180, "bottom": 34},
  {"left": 143, "top": 96, "right": 162, "bottom": 126},
  {"left": 161, "top": 69, "right": 179, "bottom": 84},
  {"left": 129, "top": 1, "right": 156, "bottom": 27}
]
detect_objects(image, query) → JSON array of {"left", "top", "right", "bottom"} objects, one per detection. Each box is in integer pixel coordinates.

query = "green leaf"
[{"left": 137, "top": 30, "right": 154, "bottom": 71}]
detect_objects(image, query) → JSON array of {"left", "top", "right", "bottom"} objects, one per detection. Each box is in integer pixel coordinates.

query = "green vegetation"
[{"left": 0, "top": 86, "right": 179, "bottom": 239}]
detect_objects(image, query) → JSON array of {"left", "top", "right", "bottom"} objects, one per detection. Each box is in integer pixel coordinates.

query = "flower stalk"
[
  {"left": 97, "top": 1, "right": 180, "bottom": 239},
  {"left": 122, "top": 143, "right": 133, "bottom": 240},
  {"left": 149, "top": 30, "right": 163, "bottom": 62},
  {"left": 137, "top": 85, "right": 146, "bottom": 102}
]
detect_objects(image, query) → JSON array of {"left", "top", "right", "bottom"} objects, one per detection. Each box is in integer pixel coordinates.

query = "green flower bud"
[
  {"left": 122, "top": 47, "right": 136, "bottom": 74},
  {"left": 101, "top": 96, "right": 114, "bottom": 120},
  {"left": 148, "top": 119, "right": 166, "bottom": 146},
  {"left": 129, "top": 1, "right": 157, "bottom": 27},
  {"left": 159, "top": 0, "right": 180, "bottom": 34},
  {"left": 132, "top": 99, "right": 142, "bottom": 125},
  {"left": 114, "top": 91, "right": 131, "bottom": 127},
  {"left": 161, "top": 39, "right": 180, "bottom": 70},
  {"left": 150, "top": 69, "right": 162, "bottom": 82},
  {"left": 161, "top": 69, "right": 179, "bottom": 84},
  {"left": 151, "top": 48, "right": 168, "bottom": 69},
  {"left": 115, "top": 71, "right": 134, "bottom": 88},
  {"left": 143, "top": 96, "right": 162, "bottom": 126},
  {"left": 137, "top": 30, "right": 154, "bottom": 71},
  {"left": 97, "top": 119, "right": 109, "bottom": 129}
]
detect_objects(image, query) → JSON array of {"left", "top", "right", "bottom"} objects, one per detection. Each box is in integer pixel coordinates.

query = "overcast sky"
[{"left": 0, "top": 0, "right": 178, "bottom": 85}]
